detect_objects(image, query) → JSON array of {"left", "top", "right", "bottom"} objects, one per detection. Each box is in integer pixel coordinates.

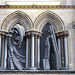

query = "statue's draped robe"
[{"left": 43, "top": 36, "right": 51, "bottom": 70}]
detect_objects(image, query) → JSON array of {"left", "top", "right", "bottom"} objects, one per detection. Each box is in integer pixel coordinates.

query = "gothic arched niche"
[
  {"left": 0, "top": 10, "right": 33, "bottom": 70},
  {"left": 35, "top": 11, "right": 65, "bottom": 70},
  {"left": 1, "top": 10, "right": 33, "bottom": 32}
]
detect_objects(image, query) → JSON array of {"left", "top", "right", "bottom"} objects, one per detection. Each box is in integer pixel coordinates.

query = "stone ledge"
[{"left": 0, "top": 70, "right": 75, "bottom": 74}]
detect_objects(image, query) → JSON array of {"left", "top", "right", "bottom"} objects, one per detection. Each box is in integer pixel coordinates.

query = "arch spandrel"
[
  {"left": 34, "top": 11, "right": 65, "bottom": 32},
  {"left": 1, "top": 10, "right": 33, "bottom": 32}
]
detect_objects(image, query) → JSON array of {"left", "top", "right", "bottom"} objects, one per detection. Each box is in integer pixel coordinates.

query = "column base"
[
  {"left": 25, "top": 67, "right": 41, "bottom": 70},
  {"left": 0, "top": 67, "right": 6, "bottom": 70},
  {"left": 60, "top": 66, "right": 71, "bottom": 70}
]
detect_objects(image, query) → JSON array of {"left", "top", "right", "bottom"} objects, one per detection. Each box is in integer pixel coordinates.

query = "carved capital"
[
  {"left": 56, "top": 30, "right": 69, "bottom": 38},
  {"left": 25, "top": 30, "right": 42, "bottom": 38},
  {"left": 0, "top": 31, "right": 8, "bottom": 37}
]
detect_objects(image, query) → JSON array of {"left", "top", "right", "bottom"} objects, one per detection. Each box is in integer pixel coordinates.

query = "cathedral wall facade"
[
  {"left": 0, "top": 8, "right": 74, "bottom": 70},
  {"left": 0, "top": 0, "right": 75, "bottom": 5},
  {"left": 0, "top": 0, "right": 75, "bottom": 73}
]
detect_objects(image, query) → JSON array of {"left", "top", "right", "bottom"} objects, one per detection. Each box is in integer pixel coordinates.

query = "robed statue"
[{"left": 43, "top": 25, "right": 59, "bottom": 70}]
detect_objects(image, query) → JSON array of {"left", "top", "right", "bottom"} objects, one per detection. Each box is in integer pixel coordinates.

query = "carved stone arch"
[
  {"left": 37, "top": 18, "right": 58, "bottom": 32},
  {"left": 34, "top": 11, "right": 65, "bottom": 32},
  {"left": 1, "top": 10, "right": 33, "bottom": 32}
]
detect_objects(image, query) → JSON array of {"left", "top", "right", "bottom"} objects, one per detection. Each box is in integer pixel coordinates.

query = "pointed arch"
[
  {"left": 34, "top": 11, "right": 65, "bottom": 32},
  {"left": 1, "top": 10, "right": 33, "bottom": 32}
]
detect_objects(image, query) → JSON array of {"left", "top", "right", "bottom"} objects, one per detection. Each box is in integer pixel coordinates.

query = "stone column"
[
  {"left": 25, "top": 30, "right": 42, "bottom": 70},
  {"left": 56, "top": 30, "right": 69, "bottom": 70},
  {"left": 64, "top": 36, "right": 69, "bottom": 68},
  {"left": 26, "top": 37, "right": 29, "bottom": 68},
  {"left": 57, "top": 38, "right": 62, "bottom": 69},
  {"left": 37, "top": 36, "right": 40, "bottom": 68},
  {"left": 0, "top": 31, "right": 8, "bottom": 70},
  {"left": 31, "top": 34, "right": 35, "bottom": 68}
]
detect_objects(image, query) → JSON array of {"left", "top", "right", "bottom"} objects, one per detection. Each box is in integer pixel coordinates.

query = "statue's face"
[{"left": 11, "top": 28, "right": 21, "bottom": 46}]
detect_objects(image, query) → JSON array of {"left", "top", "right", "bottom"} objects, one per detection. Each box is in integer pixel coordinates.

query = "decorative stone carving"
[
  {"left": 1, "top": 11, "right": 33, "bottom": 32},
  {"left": 34, "top": 11, "right": 65, "bottom": 32},
  {"left": 43, "top": 32, "right": 51, "bottom": 70},
  {"left": 43, "top": 25, "right": 59, "bottom": 70},
  {"left": 9, "top": 24, "right": 25, "bottom": 46},
  {"left": 49, "top": 25, "right": 59, "bottom": 70},
  {"left": 8, "top": 24, "right": 25, "bottom": 70}
]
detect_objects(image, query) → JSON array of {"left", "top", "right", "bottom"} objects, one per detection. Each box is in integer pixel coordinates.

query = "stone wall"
[{"left": 0, "top": 0, "right": 75, "bottom": 5}]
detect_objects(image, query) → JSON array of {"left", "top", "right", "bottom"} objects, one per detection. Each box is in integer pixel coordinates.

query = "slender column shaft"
[
  {"left": 37, "top": 37, "right": 40, "bottom": 68},
  {"left": 64, "top": 37, "right": 69, "bottom": 67},
  {"left": 0, "top": 35, "right": 7, "bottom": 69},
  {"left": 61, "top": 37, "right": 65, "bottom": 67},
  {"left": 1, "top": 37, "right": 5, "bottom": 68},
  {"left": 31, "top": 35, "right": 35, "bottom": 67},
  {"left": 58, "top": 38, "right": 61, "bottom": 69},
  {"left": 4, "top": 38, "right": 7, "bottom": 68},
  {"left": 34, "top": 35, "right": 38, "bottom": 67},
  {"left": 0, "top": 34, "right": 7, "bottom": 69},
  {"left": 26, "top": 38, "right": 29, "bottom": 68}
]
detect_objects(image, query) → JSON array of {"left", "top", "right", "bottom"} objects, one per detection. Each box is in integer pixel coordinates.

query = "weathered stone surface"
[{"left": 0, "top": 0, "right": 75, "bottom": 71}]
